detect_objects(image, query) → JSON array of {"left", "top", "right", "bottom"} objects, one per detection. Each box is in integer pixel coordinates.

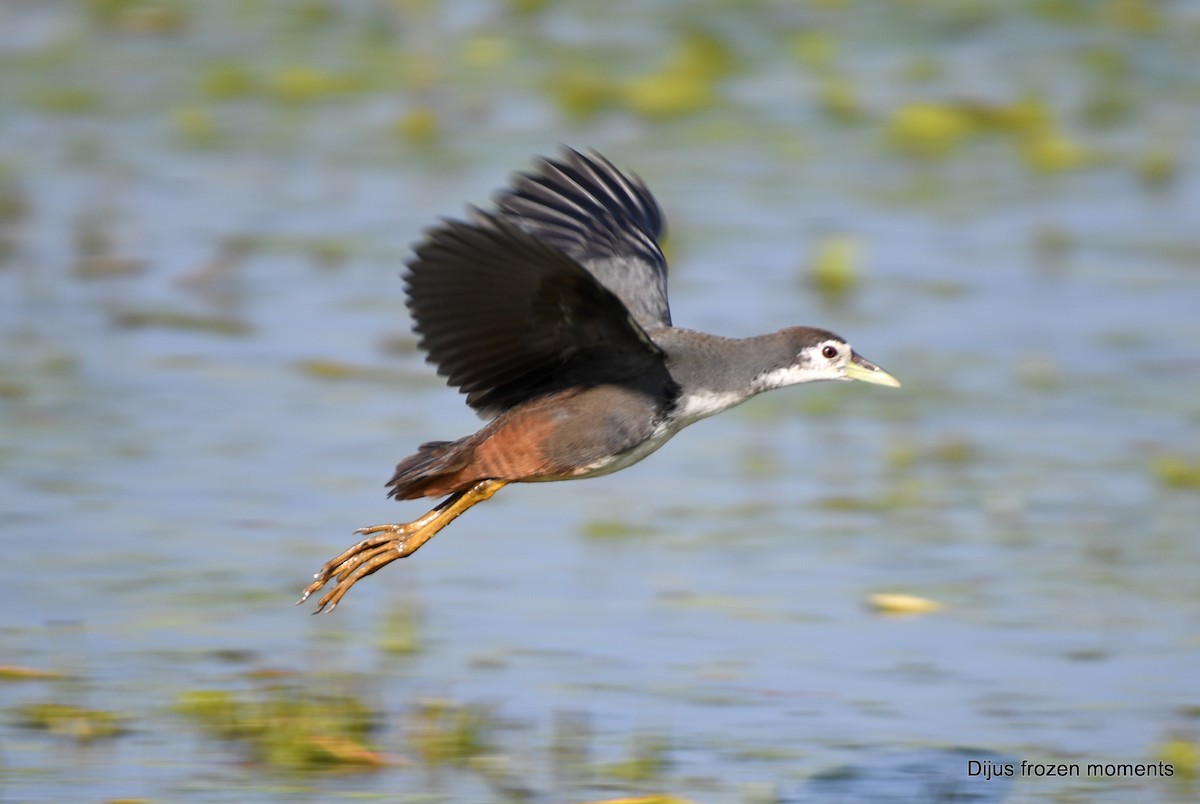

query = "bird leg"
[{"left": 298, "top": 478, "right": 507, "bottom": 613}]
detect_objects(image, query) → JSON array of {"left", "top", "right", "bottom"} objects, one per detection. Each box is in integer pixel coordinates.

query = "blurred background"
[{"left": 2, "top": 1, "right": 1199, "bottom": 802}]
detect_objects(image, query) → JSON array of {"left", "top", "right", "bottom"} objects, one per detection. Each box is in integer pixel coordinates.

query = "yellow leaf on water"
[
  {"left": 867, "top": 593, "right": 944, "bottom": 615},
  {"left": 0, "top": 665, "right": 65, "bottom": 681}
]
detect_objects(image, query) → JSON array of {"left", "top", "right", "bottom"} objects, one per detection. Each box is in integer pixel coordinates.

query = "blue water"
[{"left": 3, "top": 2, "right": 1200, "bottom": 802}]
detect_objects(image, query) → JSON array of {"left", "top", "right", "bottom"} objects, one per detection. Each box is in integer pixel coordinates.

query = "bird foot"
[
  {"left": 298, "top": 480, "right": 507, "bottom": 613},
  {"left": 298, "top": 522, "right": 424, "bottom": 613}
]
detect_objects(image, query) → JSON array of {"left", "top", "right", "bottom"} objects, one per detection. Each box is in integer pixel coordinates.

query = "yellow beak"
[{"left": 845, "top": 352, "right": 901, "bottom": 388}]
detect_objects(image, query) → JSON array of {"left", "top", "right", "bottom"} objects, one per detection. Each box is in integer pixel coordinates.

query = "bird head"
[{"left": 752, "top": 327, "right": 901, "bottom": 391}]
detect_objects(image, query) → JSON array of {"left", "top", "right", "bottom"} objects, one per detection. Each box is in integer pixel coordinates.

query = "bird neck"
[{"left": 653, "top": 328, "right": 796, "bottom": 424}]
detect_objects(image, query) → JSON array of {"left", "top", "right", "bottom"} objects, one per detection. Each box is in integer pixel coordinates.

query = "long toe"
[
  {"left": 333, "top": 541, "right": 399, "bottom": 583},
  {"left": 354, "top": 522, "right": 408, "bottom": 536},
  {"left": 315, "top": 548, "right": 407, "bottom": 612},
  {"left": 299, "top": 530, "right": 413, "bottom": 611}
]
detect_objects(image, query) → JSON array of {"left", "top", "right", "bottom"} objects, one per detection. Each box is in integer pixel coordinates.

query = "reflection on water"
[{"left": 2, "top": 1, "right": 1200, "bottom": 802}]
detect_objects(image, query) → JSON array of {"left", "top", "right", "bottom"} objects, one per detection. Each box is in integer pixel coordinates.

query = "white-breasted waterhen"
[{"left": 300, "top": 148, "right": 900, "bottom": 612}]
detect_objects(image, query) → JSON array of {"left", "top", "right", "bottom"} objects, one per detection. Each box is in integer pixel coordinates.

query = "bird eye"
[{"left": 821, "top": 345, "right": 839, "bottom": 360}]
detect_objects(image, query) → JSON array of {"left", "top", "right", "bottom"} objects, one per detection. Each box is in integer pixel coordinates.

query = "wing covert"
[{"left": 492, "top": 148, "right": 672, "bottom": 330}]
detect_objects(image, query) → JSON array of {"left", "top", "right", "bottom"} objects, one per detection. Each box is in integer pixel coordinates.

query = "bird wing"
[
  {"left": 491, "top": 148, "right": 672, "bottom": 331},
  {"left": 405, "top": 214, "right": 670, "bottom": 417}
]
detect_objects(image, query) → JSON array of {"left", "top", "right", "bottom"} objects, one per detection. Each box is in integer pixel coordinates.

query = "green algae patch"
[
  {"left": 807, "top": 234, "right": 864, "bottom": 302},
  {"left": 596, "top": 733, "right": 670, "bottom": 783},
  {"left": 198, "top": 61, "right": 259, "bottom": 100},
  {"left": 15, "top": 702, "right": 128, "bottom": 742},
  {"left": 620, "top": 31, "right": 737, "bottom": 121},
  {"left": 391, "top": 107, "right": 441, "bottom": 147},
  {"left": 86, "top": 0, "right": 188, "bottom": 33},
  {"left": 378, "top": 605, "right": 424, "bottom": 657},
  {"left": 294, "top": 359, "right": 410, "bottom": 384},
  {"left": 30, "top": 88, "right": 103, "bottom": 114},
  {"left": 408, "top": 697, "right": 495, "bottom": 766},
  {"left": 1151, "top": 454, "right": 1200, "bottom": 491},
  {"left": 171, "top": 105, "right": 223, "bottom": 148},
  {"left": 1156, "top": 735, "right": 1200, "bottom": 781},
  {"left": 111, "top": 308, "right": 253, "bottom": 336},
  {"left": 885, "top": 102, "right": 975, "bottom": 160},
  {"left": 267, "top": 66, "right": 365, "bottom": 105},
  {"left": 580, "top": 519, "right": 653, "bottom": 540},
  {"left": 0, "top": 665, "right": 66, "bottom": 681},
  {"left": 175, "top": 685, "right": 388, "bottom": 771}
]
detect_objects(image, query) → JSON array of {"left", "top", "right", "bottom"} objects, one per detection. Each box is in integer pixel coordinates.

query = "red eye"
[{"left": 822, "top": 345, "right": 838, "bottom": 359}]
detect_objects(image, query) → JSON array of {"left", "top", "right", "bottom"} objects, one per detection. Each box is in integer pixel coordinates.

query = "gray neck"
[{"left": 651, "top": 328, "right": 795, "bottom": 421}]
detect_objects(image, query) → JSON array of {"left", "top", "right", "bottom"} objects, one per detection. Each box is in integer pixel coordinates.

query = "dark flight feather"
[{"left": 405, "top": 215, "right": 671, "bottom": 417}]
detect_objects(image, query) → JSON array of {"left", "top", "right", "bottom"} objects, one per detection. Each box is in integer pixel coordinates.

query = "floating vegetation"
[
  {"left": 900, "top": 56, "right": 944, "bottom": 83},
  {"left": 623, "top": 70, "right": 717, "bottom": 122},
  {"left": 460, "top": 33, "right": 515, "bottom": 70},
  {"left": 1150, "top": 454, "right": 1200, "bottom": 491},
  {"left": 621, "top": 31, "right": 736, "bottom": 121},
  {"left": 580, "top": 518, "right": 653, "bottom": 540},
  {"left": 86, "top": 0, "right": 188, "bottom": 33},
  {"left": 378, "top": 605, "right": 424, "bottom": 657},
  {"left": 884, "top": 436, "right": 977, "bottom": 470},
  {"left": 0, "top": 380, "right": 28, "bottom": 399},
  {"left": 596, "top": 732, "right": 671, "bottom": 783},
  {"left": 1082, "top": 85, "right": 1135, "bottom": 127},
  {"left": 74, "top": 257, "right": 146, "bottom": 278},
  {"left": 15, "top": 702, "right": 128, "bottom": 742},
  {"left": 505, "top": 0, "right": 557, "bottom": 17},
  {"left": 267, "top": 66, "right": 364, "bottom": 105},
  {"left": 229, "top": 233, "right": 362, "bottom": 266},
  {"left": 817, "top": 76, "right": 865, "bottom": 124},
  {"left": 1015, "top": 353, "right": 1061, "bottom": 391},
  {"left": 1137, "top": 145, "right": 1182, "bottom": 189},
  {"left": 2, "top": 1, "right": 1198, "bottom": 800},
  {"left": 885, "top": 102, "right": 974, "bottom": 160},
  {"left": 291, "top": 0, "right": 339, "bottom": 29},
  {"left": 1031, "top": 224, "right": 1076, "bottom": 263},
  {"left": 789, "top": 30, "right": 837, "bottom": 72},
  {"left": 198, "top": 61, "right": 259, "bottom": 100},
  {"left": 816, "top": 495, "right": 886, "bottom": 513},
  {"left": 408, "top": 697, "right": 495, "bottom": 766},
  {"left": 1156, "top": 733, "right": 1200, "bottom": 780},
  {"left": 111, "top": 308, "right": 253, "bottom": 336},
  {"left": 930, "top": 435, "right": 977, "bottom": 466},
  {"left": 954, "top": 97, "right": 1050, "bottom": 134},
  {"left": 171, "top": 105, "right": 221, "bottom": 148},
  {"left": 867, "top": 592, "right": 945, "bottom": 615},
  {"left": 576, "top": 797, "right": 697, "bottom": 804},
  {"left": 29, "top": 88, "right": 103, "bottom": 115},
  {"left": 294, "top": 358, "right": 409, "bottom": 383},
  {"left": 0, "top": 180, "right": 29, "bottom": 224},
  {"left": 548, "top": 70, "right": 623, "bottom": 122},
  {"left": 308, "top": 238, "right": 352, "bottom": 268},
  {"left": 391, "top": 106, "right": 440, "bottom": 147},
  {"left": 0, "top": 665, "right": 66, "bottom": 681},
  {"left": 806, "top": 234, "right": 864, "bottom": 302},
  {"left": 550, "top": 710, "right": 593, "bottom": 777},
  {"left": 175, "top": 684, "right": 387, "bottom": 771},
  {"left": 1019, "top": 129, "right": 1093, "bottom": 173}
]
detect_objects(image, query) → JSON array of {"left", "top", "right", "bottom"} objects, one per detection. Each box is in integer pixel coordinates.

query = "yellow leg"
[{"left": 299, "top": 479, "right": 507, "bottom": 613}]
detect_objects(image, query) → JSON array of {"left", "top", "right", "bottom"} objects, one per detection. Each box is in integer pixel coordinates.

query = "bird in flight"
[{"left": 300, "top": 148, "right": 899, "bottom": 612}]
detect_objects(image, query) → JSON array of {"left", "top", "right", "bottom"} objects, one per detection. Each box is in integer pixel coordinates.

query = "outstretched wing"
[
  {"left": 405, "top": 214, "right": 670, "bottom": 417},
  {"left": 492, "top": 148, "right": 672, "bottom": 331}
]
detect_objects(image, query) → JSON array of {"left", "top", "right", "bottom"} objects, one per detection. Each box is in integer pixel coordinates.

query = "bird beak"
[{"left": 845, "top": 352, "right": 901, "bottom": 388}]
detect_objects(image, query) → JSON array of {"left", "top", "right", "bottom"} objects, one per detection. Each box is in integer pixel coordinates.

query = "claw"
[
  {"left": 298, "top": 531, "right": 408, "bottom": 613},
  {"left": 300, "top": 479, "right": 507, "bottom": 612}
]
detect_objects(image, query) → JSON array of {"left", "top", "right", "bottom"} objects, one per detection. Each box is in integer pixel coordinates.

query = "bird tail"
[{"left": 386, "top": 438, "right": 477, "bottom": 500}]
